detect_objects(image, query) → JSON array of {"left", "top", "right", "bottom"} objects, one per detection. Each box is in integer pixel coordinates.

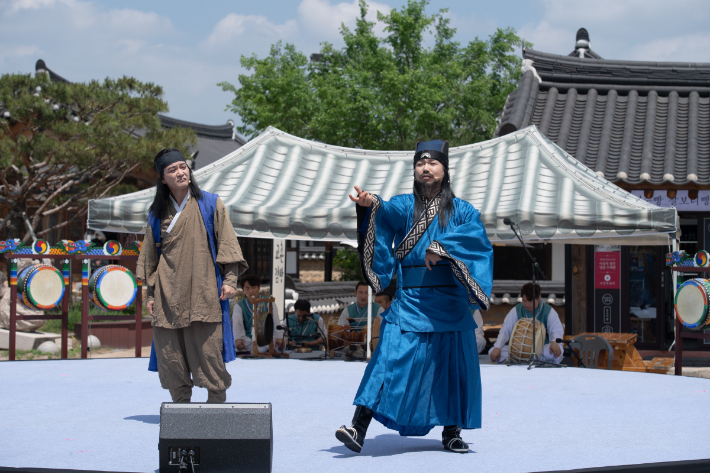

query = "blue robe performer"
[{"left": 335, "top": 140, "right": 493, "bottom": 453}]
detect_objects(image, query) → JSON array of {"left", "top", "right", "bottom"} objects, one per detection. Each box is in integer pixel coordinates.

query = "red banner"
[{"left": 594, "top": 251, "right": 620, "bottom": 289}]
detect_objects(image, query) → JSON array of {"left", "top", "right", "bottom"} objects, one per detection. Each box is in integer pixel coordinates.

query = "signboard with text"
[
  {"left": 594, "top": 246, "right": 621, "bottom": 333},
  {"left": 632, "top": 189, "right": 710, "bottom": 210},
  {"left": 271, "top": 239, "right": 286, "bottom": 326}
]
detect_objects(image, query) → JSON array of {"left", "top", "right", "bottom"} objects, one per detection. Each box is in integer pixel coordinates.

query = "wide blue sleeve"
[
  {"left": 357, "top": 195, "right": 408, "bottom": 293},
  {"left": 426, "top": 202, "right": 493, "bottom": 310}
]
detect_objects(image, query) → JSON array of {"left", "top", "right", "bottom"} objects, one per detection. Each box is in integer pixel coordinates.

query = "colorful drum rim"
[
  {"left": 696, "top": 250, "right": 710, "bottom": 268},
  {"left": 32, "top": 239, "right": 50, "bottom": 255},
  {"left": 18, "top": 264, "right": 65, "bottom": 310},
  {"left": 90, "top": 265, "right": 137, "bottom": 311},
  {"left": 103, "top": 240, "right": 122, "bottom": 256},
  {"left": 674, "top": 278, "right": 710, "bottom": 329}
]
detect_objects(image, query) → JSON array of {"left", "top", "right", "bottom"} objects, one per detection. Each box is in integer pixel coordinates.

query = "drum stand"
[{"left": 505, "top": 220, "right": 565, "bottom": 370}]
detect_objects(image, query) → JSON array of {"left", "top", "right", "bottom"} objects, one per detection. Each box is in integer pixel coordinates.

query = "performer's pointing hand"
[{"left": 349, "top": 185, "right": 373, "bottom": 207}]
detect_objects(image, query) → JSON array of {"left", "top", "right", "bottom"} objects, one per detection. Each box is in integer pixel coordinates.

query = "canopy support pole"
[{"left": 367, "top": 285, "right": 372, "bottom": 359}]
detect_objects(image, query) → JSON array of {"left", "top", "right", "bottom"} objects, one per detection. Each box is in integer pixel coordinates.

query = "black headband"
[
  {"left": 413, "top": 149, "right": 449, "bottom": 170},
  {"left": 154, "top": 150, "right": 186, "bottom": 175}
]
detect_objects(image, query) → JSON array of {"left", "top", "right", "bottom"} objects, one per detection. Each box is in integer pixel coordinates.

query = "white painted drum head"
[
  {"left": 675, "top": 278, "right": 710, "bottom": 329},
  {"left": 90, "top": 265, "right": 137, "bottom": 311},
  {"left": 19, "top": 265, "right": 65, "bottom": 310}
]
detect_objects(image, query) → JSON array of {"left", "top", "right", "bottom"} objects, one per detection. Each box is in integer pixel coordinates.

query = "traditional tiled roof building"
[
  {"left": 495, "top": 30, "right": 710, "bottom": 188},
  {"left": 495, "top": 29, "right": 710, "bottom": 351}
]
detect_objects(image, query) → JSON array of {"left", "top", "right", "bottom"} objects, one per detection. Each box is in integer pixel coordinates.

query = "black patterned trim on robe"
[
  {"left": 395, "top": 194, "right": 441, "bottom": 262},
  {"left": 427, "top": 240, "right": 491, "bottom": 310},
  {"left": 356, "top": 195, "right": 383, "bottom": 293}
]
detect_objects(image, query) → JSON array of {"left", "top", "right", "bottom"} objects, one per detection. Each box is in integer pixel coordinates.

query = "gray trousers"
[{"left": 153, "top": 322, "right": 231, "bottom": 403}]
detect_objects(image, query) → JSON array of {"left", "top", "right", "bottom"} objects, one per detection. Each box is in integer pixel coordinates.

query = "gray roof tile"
[{"left": 495, "top": 48, "right": 710, "bottom": 186}]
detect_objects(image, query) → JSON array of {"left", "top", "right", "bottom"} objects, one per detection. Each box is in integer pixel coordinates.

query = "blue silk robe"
[{"left": 353, "top": 193, "right": 493, "bottom": 436}]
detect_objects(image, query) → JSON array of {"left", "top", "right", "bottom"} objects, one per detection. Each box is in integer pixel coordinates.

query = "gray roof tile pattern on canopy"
[
  {"left": 495, "top": 43, "right": 710, "bottom": 186},
  {"left": 88, "top": 125, "right": 677, "bottom": 245}
]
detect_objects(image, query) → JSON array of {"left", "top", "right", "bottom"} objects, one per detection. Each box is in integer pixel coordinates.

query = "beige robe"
[
  {"left": 137, "top": 195, "right": 248, "bottom": 328},
  {"left": 136, "top": 194, "right": 247, "bottom": 396}
]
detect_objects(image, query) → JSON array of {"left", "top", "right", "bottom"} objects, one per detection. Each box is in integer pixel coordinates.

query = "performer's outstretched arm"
[{"left": 352, "top": 186, "right": 408, "bottom": 293}]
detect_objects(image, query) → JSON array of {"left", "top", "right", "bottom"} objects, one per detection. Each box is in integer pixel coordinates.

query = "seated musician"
[
  {"left": 472, "top": 309, "right": 486, "bottom": 354},
  {"left": 489, "top": 283, "right": 563, "bottom": 363},
  {"left": 285, "top": 300, "right": 326, "bottom": 349},
  {"left": 232, "top": 274, "right": 283, "bottom": 353},
  {"left": 337, "top": 281, "right": 384, "bottom": 329},
  {"left": 336, "top": 281, "right": 384, "bottom": 357}
]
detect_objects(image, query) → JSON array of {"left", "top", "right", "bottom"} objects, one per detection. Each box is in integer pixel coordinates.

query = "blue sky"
[{"left": 2, "top": 0, "right": 709, "bottom": 130}]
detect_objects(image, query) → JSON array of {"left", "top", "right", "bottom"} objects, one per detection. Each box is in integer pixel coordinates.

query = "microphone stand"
[{"left": 505, "top": 220, "right": 564, "bottom": 370}]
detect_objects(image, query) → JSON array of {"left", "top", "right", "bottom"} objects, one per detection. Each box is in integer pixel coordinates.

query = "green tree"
[
  {"left": 220, "top": 0, "right": 530, "bottom": 149},
  {"left": 0, "top": 73, "right": 196, "bottom": 241},
  {"left": 333, "top": 247, "right": 363, "bottom": 281}
]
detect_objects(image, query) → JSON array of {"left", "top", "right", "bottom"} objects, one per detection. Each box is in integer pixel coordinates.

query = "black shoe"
[
  {"left": 442, "top": 426, "right": 469, "bottom": 453},
  {"left": 335, "top": 406, "right": 374, "bottom": 453},
  {"left": 336, "top": 425, "right": 364, "bottom": 453}
]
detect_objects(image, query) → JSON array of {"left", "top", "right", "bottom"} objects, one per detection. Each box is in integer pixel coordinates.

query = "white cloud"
[
  {"left": 514, "top": 0, "right": 710, "bottom": 61},
  {"left": 0, "top": 44, "right": 40, "bottom": 63},
  {"left": 203, "top": 14, "right": 298, "bottom": 50},
  {"left": 297, "top": 0, "right": 391, "bottom": 42},
  {"left": 629, "top": 33, "right": 710, "bottom": 63},
  {"left": 517, "top": 20, "right": 573, "bottom": 55},
  {"left": 6, "top": 0, "right": 64, "bottom": 13}
]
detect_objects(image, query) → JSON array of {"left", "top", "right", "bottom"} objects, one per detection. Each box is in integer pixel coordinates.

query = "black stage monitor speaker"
[{"left": 159, "top": 402, "right": 273, "bottom": 473}]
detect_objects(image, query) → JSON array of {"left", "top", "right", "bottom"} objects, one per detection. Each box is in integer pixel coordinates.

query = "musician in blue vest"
[
  {"left": 232, "top": 274, "right": 283, "bottom": 353},
  {"left": 284, "top": 299, "right": 326, "bottom": 349},
  {"left": 489, "top": 283, "right": 564, "bottom": 364},
  {"left": 137, "top": 148, "right": 248, "bottom": 403},
  {"left": 336, "top": 140, "right": 493, "bottom": 454},
  {"left": 335, "top": 281, "right": 383, "bottom": 358}
]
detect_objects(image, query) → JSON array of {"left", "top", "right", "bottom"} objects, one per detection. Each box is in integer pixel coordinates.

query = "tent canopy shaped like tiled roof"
[
  {"left": 495, "top": 30, "right": 710, "bottom": 186},
  {"left": 88, "top": 125, "right": 677, "bottom": 246}
]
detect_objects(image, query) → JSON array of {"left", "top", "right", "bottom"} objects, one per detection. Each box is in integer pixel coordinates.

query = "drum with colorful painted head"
[
  {"left": 18, "top": 264, "right": 65, "bottom": 310},
  {"left": 88, "top": 265, "right": 137, "bottom": 311},
  {"left": 696, "top": 250, "right": 710, "bottom": 268},
  {"left": 674, "top": 278, "right": 710, "bottom": 330}
]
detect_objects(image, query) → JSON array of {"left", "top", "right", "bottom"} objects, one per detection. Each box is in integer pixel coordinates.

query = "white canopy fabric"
[{"left": 88, "top": 125, "right": 678, "bottom": 245}]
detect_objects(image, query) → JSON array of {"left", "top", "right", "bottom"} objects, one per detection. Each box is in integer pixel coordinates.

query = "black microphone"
[
  {"left": 556, "top": 338, "right": 575, "bottom": 345},
  {"left": 503, "top": 217, "right": 513, "bottom": 225}
]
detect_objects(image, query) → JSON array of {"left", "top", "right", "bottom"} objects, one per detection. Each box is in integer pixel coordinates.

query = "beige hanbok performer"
[{"left": 137, "top": 148, "right": 247, "bottom": 403}]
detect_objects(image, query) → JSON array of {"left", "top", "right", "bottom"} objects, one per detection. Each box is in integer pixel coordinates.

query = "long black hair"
[
  {"left": 413, "top": 171, "right": 456, "bottom": 228},
  {"left": 148, "top": 148, "right": 203, "bottom": 219}
]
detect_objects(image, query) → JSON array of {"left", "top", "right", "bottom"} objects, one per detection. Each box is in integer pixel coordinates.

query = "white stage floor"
[{"left": 2, "top": 357, "right": 710, "bottom": 473}]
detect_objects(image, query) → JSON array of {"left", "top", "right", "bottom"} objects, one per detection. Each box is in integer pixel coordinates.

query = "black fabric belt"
[{"left": 401, "top": 264, "right": 457, "bottom": 289}]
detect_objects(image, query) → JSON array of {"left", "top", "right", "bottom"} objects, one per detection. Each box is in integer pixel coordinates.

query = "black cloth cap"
[
  {"left": 413, "top": 140, "right": 449, "bottom": 169},
  {"left": 154, "top": 150, "right": 186, "bottom": 175}
]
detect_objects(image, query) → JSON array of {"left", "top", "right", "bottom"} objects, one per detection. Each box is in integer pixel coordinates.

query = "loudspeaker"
[{"left": 159, "top": 402, "right": 273, "bottom": 473}]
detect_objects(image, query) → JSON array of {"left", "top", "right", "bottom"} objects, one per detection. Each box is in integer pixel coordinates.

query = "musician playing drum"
[
  {"left": 137, "top": 148, "right": 248, "bottom": 404},
  {"left": 489, "top": 283, "right": 564, "bottom": 364}
]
